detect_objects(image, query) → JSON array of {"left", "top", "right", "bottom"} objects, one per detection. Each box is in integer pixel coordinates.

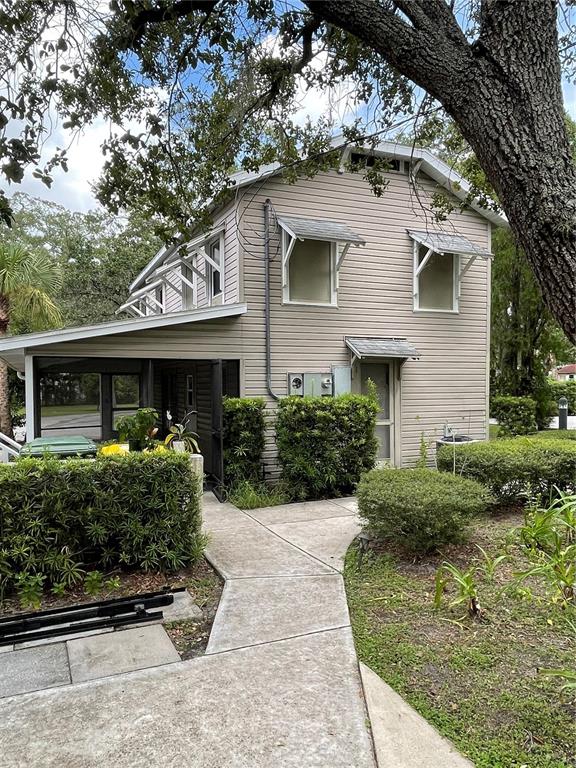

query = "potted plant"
[
  {"left": 164, "top": 414, "right": 200, "bottom": 454},
  {"left": 116, "top": 408, "right": 159, "bottom": 451}
]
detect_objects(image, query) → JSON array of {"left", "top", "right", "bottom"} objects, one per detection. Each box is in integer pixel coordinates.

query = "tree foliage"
[
  {"left": 2, "top": 192, "right": 161, "bottom": 326},
  {"left": 0, "top": 1, "right": 574, "bottom": 338}
]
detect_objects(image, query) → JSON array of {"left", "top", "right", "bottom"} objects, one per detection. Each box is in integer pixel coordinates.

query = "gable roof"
[
  {"left": 230, "top": 139, "right": 507, "bottom": 228},
  {"left": 557, "top": 363, "right": 576, "bottom": 375},
  {"left": 132, "top": 140, "right": 506, "bottom": 291}
]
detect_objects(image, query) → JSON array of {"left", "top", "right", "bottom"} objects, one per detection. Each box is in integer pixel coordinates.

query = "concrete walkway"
[{"left": 0, "top": 494, "right": 472, "bottom": 768}]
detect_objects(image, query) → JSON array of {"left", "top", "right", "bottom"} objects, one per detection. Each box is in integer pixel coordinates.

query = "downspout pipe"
[{"left": 264, "top": 199, "right": 280, "bottom": 401}]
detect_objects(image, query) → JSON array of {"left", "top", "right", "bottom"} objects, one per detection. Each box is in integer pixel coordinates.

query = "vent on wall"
[{"left": 350, "top": 153, "right": 401, "bottom": 172}]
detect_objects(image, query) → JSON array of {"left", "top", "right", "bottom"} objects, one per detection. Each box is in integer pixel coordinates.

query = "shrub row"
[
  {"left": 358, "top": 468, "right": 492, "bottom": 552},
  {"left": 437, "top": 438, "right": 576, "bottom": 502},
  {"left": 0, "top": 453, "right": 203, "bottom": 596},
  {"left": 547, "top": 379, "right": 576, "bottom": 416},
  {"left": 276, "top": 394, "right": 378, "bottom": 500},
  {"left": 223, "top": 397, "right": 266, "bottom": 487},
  {"left": 490, "top": 395, "right": 537, "bottom": 436}
]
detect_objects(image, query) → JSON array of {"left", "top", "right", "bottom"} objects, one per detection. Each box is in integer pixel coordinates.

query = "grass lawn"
[
  {"left": 344, "top": 511, "right": 576, "bottom": 768},
  {"left": 41, "top": 404, "right": 100, "bottom": 417},
  {"left": 489, "top": 425, "right": 576, "bottom": 441}
]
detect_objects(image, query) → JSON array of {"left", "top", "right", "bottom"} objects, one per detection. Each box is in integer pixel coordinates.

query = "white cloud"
[{"left": 0, "top": 117, "right": 112, "bottom": 212}]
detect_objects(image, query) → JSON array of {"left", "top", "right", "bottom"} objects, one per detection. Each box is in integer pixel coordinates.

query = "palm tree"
[{"left": 0, "top": 245, "right": 62, "bottom": 436}]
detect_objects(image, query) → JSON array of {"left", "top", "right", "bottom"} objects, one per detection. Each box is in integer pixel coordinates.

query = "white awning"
[
  {"left": 408, "top": 230, "right": 492, "bottom": 259},
  {"left": 277, "top": 215, "right": 366, "bottom": 245},
  {"left": 346, "top": 337, "right": 420, "bottom": 360}
]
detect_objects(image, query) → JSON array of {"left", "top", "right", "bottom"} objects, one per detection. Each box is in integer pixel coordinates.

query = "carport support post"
[{"left": 24, "top": 354, "right": 38, "bottom": 441}]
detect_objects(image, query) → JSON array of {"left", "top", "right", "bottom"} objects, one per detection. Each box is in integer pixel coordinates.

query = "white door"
[{"left": 361, "top": 361, "right": 394, "bottom": 464}]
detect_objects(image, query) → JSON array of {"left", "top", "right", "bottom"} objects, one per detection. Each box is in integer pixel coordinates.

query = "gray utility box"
[{"left": 288, "top": 372, "right": 334, "bottom": 396}]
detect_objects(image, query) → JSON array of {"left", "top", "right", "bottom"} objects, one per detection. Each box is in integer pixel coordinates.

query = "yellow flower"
[{"left": 100, "top": 443, "right": 129, "bottom": 456}]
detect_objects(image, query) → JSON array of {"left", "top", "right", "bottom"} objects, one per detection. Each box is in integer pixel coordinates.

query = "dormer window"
[
  {"left": 409, "top": 230, "right": 493, "bottom": 314},
  {"left": 278, "top": 215, "right": 365, "bottom": 307}
]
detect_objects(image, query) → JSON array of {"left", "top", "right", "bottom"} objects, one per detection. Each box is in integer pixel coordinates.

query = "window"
[
  {"left": 206, "top": 236, "right": 223, "bottom": 304},
  {"left": 182, "top": 264, "right": 195, "bottom": 309},
  {"left": 414, "top": 244, "right": 458, "bottom": 312},
  {"left": 186, "top": 374, "right": 196, "bottom": 410},
  {"left": 284, "top": 237, "right": 336, "bottom": 305}
]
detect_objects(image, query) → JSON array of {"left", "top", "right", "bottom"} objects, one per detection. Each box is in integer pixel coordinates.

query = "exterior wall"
[
  {"left": 237, "top": 167, "right": 491, "bottom": 468},
  {"left": 30, "top": 166, "right": 492, "bottom": 474}
]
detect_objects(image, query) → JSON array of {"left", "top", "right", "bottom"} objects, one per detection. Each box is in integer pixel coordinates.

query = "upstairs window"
[
  {"left": 415, "top": 245, "right": 457, "bottom": 312},
  {"left": 410, "top": 230, "right": 492, "bottom": 315},
  {"left": 278, "top": 215, "right": 365, "bottom": 307},
  {"left": 286, "top": 238, "right": 335, "bottom": 305},
  {"left": 206, "top": 235, "right": 223, "bottom": 304}
]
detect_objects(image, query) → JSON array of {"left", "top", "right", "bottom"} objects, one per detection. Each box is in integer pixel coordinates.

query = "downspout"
[{"left": 264, "top": 199, "right": 280, "bottom": 400}]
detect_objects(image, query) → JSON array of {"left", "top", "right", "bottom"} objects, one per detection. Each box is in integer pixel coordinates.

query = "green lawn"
[
  {"left": 344, "top": 513, "right": 576, "bottom": 768},
  {"left": 489, "top": 425, "right": 576, "bottom": 441},
  {"left": 41, "top": 404, "right": 100, "bottom": 417}
]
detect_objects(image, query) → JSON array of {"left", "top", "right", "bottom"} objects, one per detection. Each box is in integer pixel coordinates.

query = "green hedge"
[
  {"left": 490, "top": 395, "right": 537, "bottom": 436},
  {"left": 223, "top": 397, "right": 266, "bottom": 486},
  {"left": 0, "top": 453, "right": 203, "bottom": 597},
  {"left": 358, "top": 468, "right": 492, "bottom": 552},
  {"left": 547, "top": 380, "right": 576, "bottom": 415},
  {"left": 437, "top": 438, "right": 576, "bottom": 502},
  {"left": 276, "top": 394, "right": 378, "bottom": 500}
]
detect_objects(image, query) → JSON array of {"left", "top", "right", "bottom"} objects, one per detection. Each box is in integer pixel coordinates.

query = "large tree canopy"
[{"left": 0, "top": 0, "right": 575, "bottom": 340}]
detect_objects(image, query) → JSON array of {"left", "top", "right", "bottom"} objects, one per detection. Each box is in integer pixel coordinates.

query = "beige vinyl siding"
[
  {"left": 236, "top": 167, "right": 491, "bottom": 468},
  {"left": 163, "top": 281, "right": 181, "bottom": 313}
]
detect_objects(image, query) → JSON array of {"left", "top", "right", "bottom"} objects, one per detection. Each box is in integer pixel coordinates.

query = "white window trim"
[
  {"left": 412, "top": 240, "right": 460, "bottom": 314},
  {"left": 205, "top": 232, "right": 225, "bottom": 305},
  {"left": 282, "top": 231, "right": 338, "bottom": 307}
]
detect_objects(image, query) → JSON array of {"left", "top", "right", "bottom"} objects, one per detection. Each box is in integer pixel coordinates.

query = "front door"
[{"left": 361, "top": 361, "right": 395, "bottom": 464}]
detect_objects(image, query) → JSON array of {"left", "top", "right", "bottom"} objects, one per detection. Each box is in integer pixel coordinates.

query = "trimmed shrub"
[
  {"left": 437, "top": 438, "right": 576, "bottom": 502},
  {"left": 358, "top": 468, "right": 491, "bottom": 552},
  {"left": 529, "top": 429, "right": 576, "bottom": 441},
  {"left": 223, "top": 397, "right": 266, "bottom": 486},
  {"left": 491, "top": 395, "right": 537, "bottom": 436},
  {"left": 547, "top": 380, "right": 576, "bottom": 416},
  {"left": 276, "top": 394, "right": 378, "bottom": 500},
  {"left": 0, "top": 452, "right": 203, "bottom": 597}
]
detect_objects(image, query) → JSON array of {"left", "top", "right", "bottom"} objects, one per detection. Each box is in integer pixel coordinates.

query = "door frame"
[{"left": 353, "top": 357, "right": 401, "bottom": 467}]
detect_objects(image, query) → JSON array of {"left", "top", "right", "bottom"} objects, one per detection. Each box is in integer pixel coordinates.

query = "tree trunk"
[
  {"left": 0, "top": 294, "right": 12, "bottom": 436},
  {"left": 308, "top": 0, "right": 576, "bottom": 342}
]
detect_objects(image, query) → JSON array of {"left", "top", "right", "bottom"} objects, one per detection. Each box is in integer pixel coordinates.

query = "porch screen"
[{"left": 40, "top": 372, "right": 102, "bottom": 440}]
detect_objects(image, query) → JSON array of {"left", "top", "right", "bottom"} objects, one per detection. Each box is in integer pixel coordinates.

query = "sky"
[{"left": 2, "top": 66, "right": 576, "bottom": 215}]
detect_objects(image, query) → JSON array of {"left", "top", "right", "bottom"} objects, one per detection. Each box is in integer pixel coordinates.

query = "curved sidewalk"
[{"left": 0, "top": 494, "right": 472, "bottom": 767}]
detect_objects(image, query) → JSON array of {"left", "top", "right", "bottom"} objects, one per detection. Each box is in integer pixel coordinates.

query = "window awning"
[
  {"left": 408, "top": 230, "right": 492, "bottom": 259},
  {"left": 346, "top": 337, "right": 420, "bottom": 360},
  {"left": 277, "top": 215, "right": 366, "bottom": 245}
]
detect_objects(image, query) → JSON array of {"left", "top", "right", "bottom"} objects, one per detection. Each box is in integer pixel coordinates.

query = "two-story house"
[{"left": 0, "top": 141, "right": 505, "bottom": 483}]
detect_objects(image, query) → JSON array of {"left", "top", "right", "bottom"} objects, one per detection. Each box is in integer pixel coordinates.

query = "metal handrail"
[{"left": 0, "top": 431, "right": 21, "bottom": 461}]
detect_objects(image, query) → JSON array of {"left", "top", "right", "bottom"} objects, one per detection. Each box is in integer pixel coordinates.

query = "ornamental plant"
[
  {"left": 276, "top": 394, "right": 378, "bottom": 500},
  {"left": 0, "top": 452, "right": 203, "bottom": 603},
  {"left": 358, "top": 467, "right": 492, "bottom": 552}
]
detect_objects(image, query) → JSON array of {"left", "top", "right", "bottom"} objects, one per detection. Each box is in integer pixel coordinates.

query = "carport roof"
[{"left": 0, "top": 303, "right": 248, "bottom": 371}]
